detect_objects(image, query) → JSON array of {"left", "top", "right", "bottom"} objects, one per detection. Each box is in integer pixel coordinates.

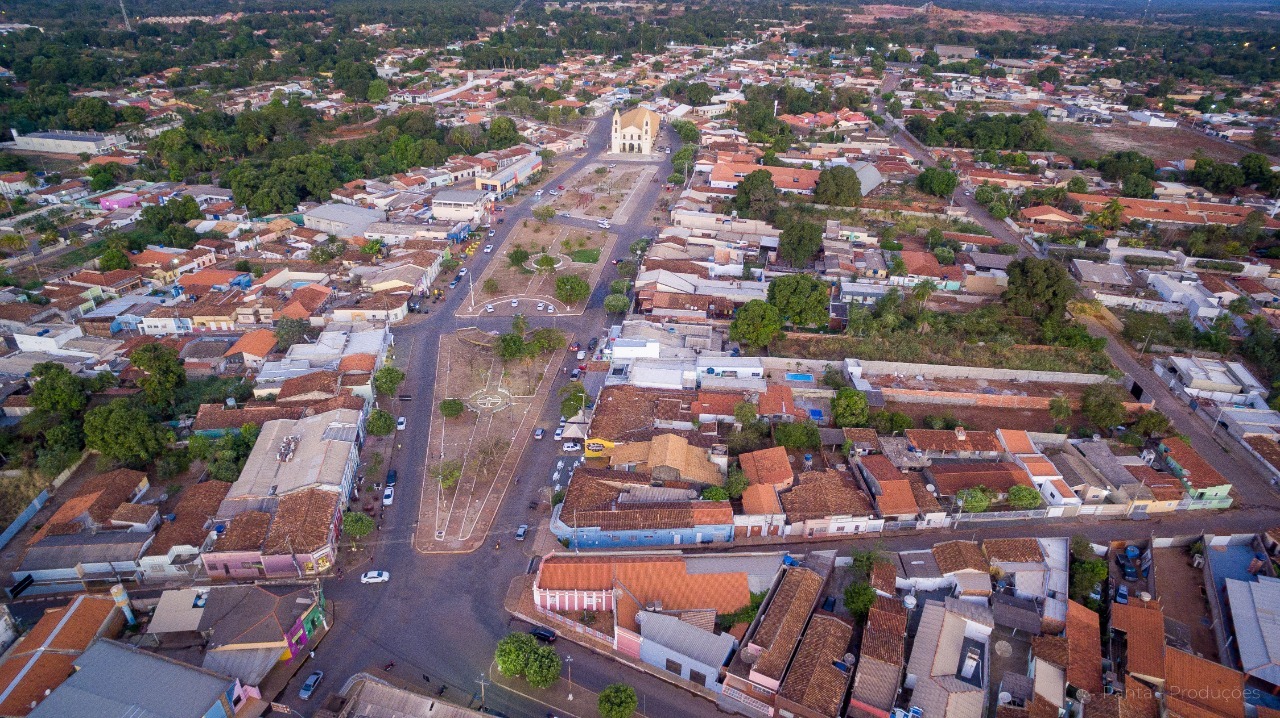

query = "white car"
[
  {"left": 548, "top": 189, "right": 558, "bottom": 196},
  {"left": 511, "top": 299, "right": 519, "bottom": 307},
  {"left": 360, "top": 570, "right": 390, "bottom": 584},
  {"left": 458, "top": 267, "right": 468, "bottom": 276},
  {"left": 484, "top": 244, "right": 494, "bottom": 253},
  {"left": 597, "top": 221, "right": 611, "bottom": 229},
  {"left": 537, "top": 302, "right": 545, "bottom": 311},
  {"left": 562, "top": 441, "right": 583, "bottom": 452},
  {"left": 486, "top": 304, "right": 494, "bottom": 313},
  {"left": 665, "top": 147, "right": 671, "bottom": 154},
  {"left": 487, "top": 230, "right": 496, "bottom": 238},
  {"left": 546, "top": 305, "right": 554, "bottom": 313},
  {"left": 535, "top": 189, "right": 544, "bottom": 196},
  {"left": 396, "top": 416, "right": 407, "bottom": 431},
  {"left": 382, "top": 487, "right": 394, "bottom": 506},
  {"left": 608, "top": 163, "right": 617, "bottom": 169},
  {"left": 553, "top": 427, "right": 564, "bottom": 441}
]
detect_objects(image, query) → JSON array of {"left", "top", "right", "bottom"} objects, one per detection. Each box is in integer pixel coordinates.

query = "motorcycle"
[{"left": 384, "top": 661, "right": 396, "bottom": 672}]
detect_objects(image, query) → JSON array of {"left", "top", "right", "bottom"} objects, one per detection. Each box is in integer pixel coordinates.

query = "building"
[
  {"left": 903, "top": 598, "right": 993, "bottom": 718},
  {"left": 431, "top": 189, "right": 492, "bottom": 225},
  {"left": 604, "top": 433, "right": 726, "bottom": 485},
  {"left": 550, "top": 471, "right": 734, "bottom": 548},
  {"left": 611, "top": 107, "right": 660, "bottom": 155},
  {"left": 302, "top": 203, "right": 386, "bottom": 239},
  {"left": 10, "top": 128, "right": 126, "bottom": 155},
  {"left": 848, "top": 596, "right": 908, "bottom": 716}
]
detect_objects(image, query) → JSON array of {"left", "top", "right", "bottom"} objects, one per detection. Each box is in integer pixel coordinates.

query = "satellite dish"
[
  {"left": 925, "top": 484, "right": 936, "bottom": 493},
  {"left": 1139, "top": 592, "right": 1152, "bottom": 602},
  {"left": 1077, "top": 690, "right": 1092, "bottom": 704},
  {"left": 998, "top": 692, "right": 1012, "bottom": 705},
  {"left": 903, "top": 595, "right": 918, "bottom": 610}
]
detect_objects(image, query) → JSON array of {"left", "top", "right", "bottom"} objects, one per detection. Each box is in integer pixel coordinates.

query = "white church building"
[{"left": 610, "top": 107, "right": 660, "bottom": 155}]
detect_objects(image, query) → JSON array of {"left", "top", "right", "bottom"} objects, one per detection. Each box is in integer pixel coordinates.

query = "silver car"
[{"left": 299, "top": 671, "right": 323, "bottom": 700}]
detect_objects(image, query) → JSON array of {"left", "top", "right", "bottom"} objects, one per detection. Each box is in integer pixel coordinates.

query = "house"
[
  {"left": 779, "top": 469, "right": 882, "bottom": 538},
  {"left": 28, "top": 639, "right": 248, "bottom": 718},
  {"left": 723, "top": 565, "right": 826, "bottom": 709},
  {"left": 637, "top": 611, "right": 737, "bottom": 693},
  {"left": 739, "top": 446, "right": 795, "bottom": 488},
  {"left": 1109, "top": 599, "right": 1166, "bottom": 688},
  {"left": 202, "top": 487, "right": 341, "bottom": 580},
  {"left": 775, "top": 614, "right": 855, "bottom": 718},
  {"left": 736, "top": 483, "right": 787, "bottom": 538},
  {"left": 0, "top": 595, "right": 124, "bottom": 717},
  {"left": 1071, "top": 259, "right": 1131, "bottom": 291},
  {"left": 139, "top": 481, "right": 230, "bottom": 581},
  {"left": 611, "top": 107, "right": 660, "bottom": 154},
  {"left": 1158, "top": 437, "right": 1232, "bottom": 502},
  {"left": 847, "top": 596, "right": 908, "bottom": 717},
  {"left": 431, "top": 189, "right": 492, "bottom": 225},
  {"left": 302, "top": 203, "right": 386, "bottom": 238},
  {"left": 605, "top": 433, "right": 726, "bottom": 486},
  {"left": 905, "top": 427, "right": 1002, "bottom": 459},
  {"left": 27, "top": 469, "right": 151, "bottom": 546},
  {"left": 1221, "top": 575, "right": 1280, "bottom": 692},
  {"left": 1164, "top": 647, "right": 1245, "bottom": 718},
  {"left": 903, "top": 598, "right": 993, "bottom": 718},
  {"left": 923, "top": 462, "right": 1037, "bottom": 505},
  {"left": 223, "top": 329, "right": 277, "bottom": 370},
  {"left": 550, "top": 471, "right": 734, "bottom": 548},
  {"left": 1155, "top": 355, "right": 1267, "bottom": 406},
  {"left": 932, "top": 540, "right": 993, "bottom": 602}
]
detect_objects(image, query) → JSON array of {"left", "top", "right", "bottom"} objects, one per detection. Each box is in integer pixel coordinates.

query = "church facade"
[{"left": 610, "top": 107, "right": 660, "bottom": 154}]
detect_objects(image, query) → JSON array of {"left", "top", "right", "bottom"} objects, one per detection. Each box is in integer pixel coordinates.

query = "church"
[{"left": 610, "top": 106, "right": 660, "bottom": 155}]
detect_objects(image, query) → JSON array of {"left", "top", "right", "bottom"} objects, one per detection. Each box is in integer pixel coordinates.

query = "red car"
[
  {"left": 558, "top": 185, "right": 566, "bottom": 190},
  {"left": 578, "top": 363, "right": 588, "bottom": 371}
]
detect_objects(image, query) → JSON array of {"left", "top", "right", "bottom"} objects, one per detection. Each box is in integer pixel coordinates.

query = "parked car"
[
  {"left": 382, "top": 487, "right": 394, "bottom": 506},
  {"left": 557, "top": 185, "right": 566, "bottom": 190},
  {"left": 396, "top": 416, "right": 407, "bottom": 431},
  {"left": 515, "top": 525, "right": 528, "bottom": 541},
  {"left": 1088, "top": 583, "right": 1102, "bottom": 602},
  {"left": 608, "top": 163, "right": 617, "bottom": 169},
  {"left": 529, "top": 627, "right": 557, "bottom": 643},
  {"left": 360, "top": 570, "right": 390, "bottom": 584},
  {"left": 497, "top": 217, "right": 504, "bottom": 224},
  {"left": 487, "top": 230, "right": 496, "bottom": 238},
  {"left": 570, "top": 368, "right": 581, "bottom": 380},
  {"left": 535, "top": 189, "right": 544, "bottom": 196},
  {"left": 486, "top": 304, "right": 494, "bottom": 313},
  {"left": 553, "top": 427, "right": 564, "bottom": 441},
  {"left": 546, "top": 305, "right": 554, "bottom": 313},
  {"left": 510, "top": 299, "right": 519, "bottom": 307},
  {"left": 448, "top": 278, "right": 460, "bottom": 288},
  {"left": 1115, "top": 583, "right": 1129, "bottom": 604},
  {"left": 458, "top": 267, "right": 468, "bottom": 276},
  {"left": 385, "top": 470, "right": 398, "bottom": 487},
  {"left": 484, "top": 244, "right": 494, "bottom": 253},
  {"left": 562, "top": 441, "right": 582, "bottom": 452},
  {"left": 576, "top": 350, "right": 587, "bottom": 360},
  {"left": 587, "top": 337, "right": 599, "bottom": 352},
  {"left": 536, "top": 302, "right": 545, "bottom": 311},
  {"left": 299, "top": 671, "right": 324, "bottom": 700},
  {"left": 568, "top": 341, "right": 581, "bottom": 351},
  {"left": 533, "top": 428, "right": 545, "bottom": 440}
]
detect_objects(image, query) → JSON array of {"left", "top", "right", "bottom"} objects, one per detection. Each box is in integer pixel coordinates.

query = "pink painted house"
[{"left": 99, "top": 192, "right": 140, "bottom": 211}]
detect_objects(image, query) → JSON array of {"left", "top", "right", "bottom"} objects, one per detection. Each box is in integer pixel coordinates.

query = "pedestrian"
[{"left": 309, "top": 651, "right": 315, "bottom": 659}]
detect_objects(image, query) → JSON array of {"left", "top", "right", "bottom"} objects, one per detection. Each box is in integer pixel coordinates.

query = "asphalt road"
[{"left": 275, "top": 118, "right": 725, "bottom": 718}]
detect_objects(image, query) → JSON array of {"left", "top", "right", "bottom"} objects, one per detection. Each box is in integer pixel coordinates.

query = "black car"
[
  {"left": 385, "top": 470, "right": 398, "bottom": 487},
  {"left": 529, "top": 627, "right": 557, "bottom": 643},
  {"left": 587, "top": 337, "right": 599, "bottom": 352}
]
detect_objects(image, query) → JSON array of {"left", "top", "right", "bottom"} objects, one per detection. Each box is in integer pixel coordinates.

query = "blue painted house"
[{"left": 551, "top": 471, "right": 734, "bottom": 549}]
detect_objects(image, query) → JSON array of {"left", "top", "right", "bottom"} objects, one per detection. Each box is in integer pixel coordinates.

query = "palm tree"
[
  {"left": 911, "top": 279, "right": 937, "bottom": 304},
  {"left": 0, "top": 233, "right": 26, "bottom": 256}
]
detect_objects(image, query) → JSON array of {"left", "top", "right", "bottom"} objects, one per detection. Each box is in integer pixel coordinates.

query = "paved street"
[{"left": 275, "top": 118, "right": 724, "bottom": 718}]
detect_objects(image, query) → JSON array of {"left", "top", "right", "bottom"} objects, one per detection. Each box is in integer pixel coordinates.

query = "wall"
[
  {"left": 851, "top": 359, "right": 1112, "bottom": 383},
  {"left": 0, "top": 490, "right": 48, "bottom": 551},
  {"left": 639, "top": 637, "right": 726, "bottom": 691}
]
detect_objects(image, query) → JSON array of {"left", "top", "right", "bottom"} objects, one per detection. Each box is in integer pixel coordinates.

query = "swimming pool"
[{"left": 785, "top": 372, "right": 814, "bottom": 382}]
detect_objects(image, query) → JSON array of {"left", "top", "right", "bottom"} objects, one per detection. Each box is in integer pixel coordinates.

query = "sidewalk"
[{"left": 488, "top": 662, "right": 638, "bottom": 718}]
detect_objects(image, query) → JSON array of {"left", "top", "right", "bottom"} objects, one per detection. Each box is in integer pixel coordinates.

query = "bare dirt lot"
[
  {"left": 846, "top": 4, "right": 1074, "bottom": 33},
  {"left": 1049, "top": 123, "right": 1266, "bottom": 163},
  {"left": 546, "top": 163, "right": 650, "bottom": 221},
  {"left": 459, "top": 219, "right": 617, "bottom": 316},
  {"left": 415, "top": 329, "right": 558, "bottom": 553}
]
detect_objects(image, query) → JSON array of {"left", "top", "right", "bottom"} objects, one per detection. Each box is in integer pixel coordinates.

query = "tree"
[
  {"left": 671, "top": 119, "right": 700, "bottom": 144},
  {"left": 559, "top": 381, "right": 588, "bottom": 419},
  {"left": 729, "top": 300, "right": 783, "bottom": 350},
  {"left": 868, "top": 411, "right": 913, "bottom": 434},
  {"left": 767, "top": 274, "right": 830, "bottom": 328},
  {"left": 555, "top": 275, "right": 590, "bottom": 304},
  {"left": 1121, "top": 173, "right": 1154, "bottom": 199},
  {"left": 342, "top": 511, "right": 375, "bottom": 542},
  {"left": 831, "top": 387, "right": 869, "bottom": 428},
  {"left": 725, "top": 467, "right": 749, "bottom": 499},
  {"left": 439, "top": 399, "right": 466, "bottom": 418},
  {"left": 0, "top": 234, "right": 25, "bottom": 256},
  {"left": 1007, "top": 485, "right": 1043, "bottom": 510},
  {"left": 366, "top": 409, "right": 396, "bottom": 436},
  {"left": 524, "top": 646, "right": 562, "bottom": 689},
  {"left": 686, "top": 82, "right": 714, "bottom": 106},
  {"left": 932, "top": 246, "right": 956, "bottom": 265},
  {"left": 30, "top": 362, "right": 87, "bottom": 415},
  {"left": 98, "top": 248, "right": 131, "bottom": 271},
  {"left": 1049, "top": 397, "right": 1072, "bottom": 424},
  {"left": 774, "top": 420, "right": 820, "bottom": 450},
  {"left": 532, "top": 205, "right": 555, "bottom": 223},
  {"left": 275, "top": 317, "right": 312, "bottom": 349},
  {"left": 1004, "top": 258, "right": 1075, "bottom": 324},
  {"left": 598, "top": 683, "right": 639, "bottom": 718},
  {"left": 1067, "top": 176, "right": 1089, "bottom": 194},
  {"left": 702, "top": 486, "right": 730, "bottom": 501},
  {"left": 1080, "top": 384, "right": 1127, "bottom": 432},
  {"left": 495, "top": 633, "right": 539, "bottom": 678},
  {"left": 372, "top": 366, "right": 405, "bottom": 396},
  {"left": 497, "top": 333, "right": 527, "bottom": 362},
  {"left": 84, "top": 400, "right": 171, "bottom": 464},
  {"left": 434, "top": 459, "right": 463, "bottom": 489},
  {"left": 604, "top": 293, "right": 630, "bottom": 314},
  {"left": 916, "top": 167, "right": 958, "bottom": 197},
  {"left": 508, "top": 247, "right": 531, "bottom": 267},
  {"left": 814, "top": 165, "right": 862, "bottom": 207},
  {"left": 778, "top": 221, "right": 823, "bottom": 267},
  {"left": 843, "top": 581, "right": 876, "bottom": 623},
  {"left": 733, "top": 401, "right": 758, "bottom": 426},
  {"left": 130, "top": 343, "right": 186, "bottom": 407},
  {"left": 1070, "top": 556, "right": 1108, "bottom": 602},
  {"left": 610, "top": 279, "right": 631, "bottom": 295},
  {"left": 733, "top": 170, "right": 779, "bottom": 220},
  {"left": 955, "top": 487, "right": 991, "bottom": 513},
  {"left": 1132, "top": 409, "right": 1171, "bottom": 437},
  {"left": 1096, "top": 150, "right": 1155, "bottom": 182},
  {"left": 367, "top": 79, "right": 390, "bottom": 103}
]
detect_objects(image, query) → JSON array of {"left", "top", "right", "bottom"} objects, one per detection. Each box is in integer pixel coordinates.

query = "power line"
[{"left": 117, "top": 0, "right": 132, "bottom": 32}]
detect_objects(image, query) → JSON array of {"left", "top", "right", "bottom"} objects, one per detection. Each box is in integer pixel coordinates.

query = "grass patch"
[
  {"left": 569, "top": 249, "right": 600, "bottom": 263},
  {"left": 774, "top": 333, "right": 1113, "bottom": 374},
  {"left": 47, "top": 240, "right": 109, "bottom": 270}
]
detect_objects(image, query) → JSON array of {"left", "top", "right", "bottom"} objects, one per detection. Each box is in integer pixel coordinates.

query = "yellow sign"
[{"left": 584, "top": 438, "right": 614, "bottom": 458}]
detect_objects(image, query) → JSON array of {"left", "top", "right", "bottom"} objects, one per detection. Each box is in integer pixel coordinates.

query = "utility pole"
[
  {"left": 117, "top": 0, "right": 132, "bottom": 31},
  {"left": 476, "top": 674, "right": 490, "bottom": 706},
  {"left": 564, "top": 654, "right": 573, "bottom": 701}
]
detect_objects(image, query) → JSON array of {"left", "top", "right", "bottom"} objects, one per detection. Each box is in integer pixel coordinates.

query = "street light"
[{"left": 564, "top": 654, "right": 573, "bottom": 701}]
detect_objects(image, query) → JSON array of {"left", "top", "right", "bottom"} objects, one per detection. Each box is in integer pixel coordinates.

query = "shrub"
[{"left": 439, "top": 399, "right": 466, "bottom": 418}]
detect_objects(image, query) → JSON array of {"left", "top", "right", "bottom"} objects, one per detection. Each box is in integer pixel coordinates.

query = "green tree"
[
  {"left": 767, "top": 274, "right": 830, "bottom": 328},
  {"left": 508, "top": 247, "right": 531, "bottom": 267},
  {"left": 729, "top": 300, "right": 783, "bottom": 350},
  {"left": 956, "top": 486, "right": 991, "bottom": 513},
  {"left": 98, "top": 248, "right": 131, "bottom": 271},
  {"left": 1080, "top": 384, "right": 1127, "bottom": 432},
  {"left": 843, "top": 581, "right": 876, "bottom": 623},
  {"left": 701, "top": 486, "right": 730, "bottom": 501},
  {"left": 610, "top": 279, "right": 632, "bottom": 295},
  {"left": 598, "top": 683, "right": 639, "bottom": 718},
  {"left": 774, "top": 420, "right": 820, "bottom": 450},
  {"left": 686, "top": 82, "right": 714, "bottom": 106},
  {"left": 497, "top": 333, "right": 528, "bottom": 362},
  {"left": 778, "top": 220, "right": 823, "bottom": 267},
  {"left": 604, "top": 293, "right": 630, "bottom": 314},
  {"left": 868, "top": 411, "right": 912, "bottom": 434},
  {"left": 932, "top": 246, "right": 956, "bottom": 265},
  {"left": 439, "top": 398, "right": 466, "bottom": 418},
  {"left": 1004, "top": 258, "right": 1075, "bottom": 324},
  {"left": 559, "top": 381, "right": 588, "bottom": 418},
  {"left": 274, "top": 317, "right": 312, "bottom": 349},
  {"left": 814, "top": 165, "right": 863, "bottom": 207},
  {"left": 434, "top": 459, "right": 463, "bottom": 489},
  {"left": 367, "top": 79, "right": 390, "bottom": 103},
  {"left": 1007, "top": 485, "right": 1043, "bottom": 510},
  {"left": 130, "top": 343, "right": 186, "bottom": 408},
  {"left": 1049, "top": 396, "right": 1073, "bottom": 424},
  {"left": 533, "top": 205, "right": 556, "bottom": 223},
  {"left": 671, "top": 119, "right": 700, "bottom": 144},
  {"left": 831, "top": 387, "right": 869, "bottom": 428},
  {"left": 84, "top": 400, "right": 172, "bottom": 464},
  {"left": 1067, "top": 176, "right": 1089, "bottom": 194},
  {"left": 733, "top": 401, "right": 758, "bottom": 426},
  {"left": 342, "top": 511, "right": 375, "bottom": 542},
  {"left": 372, "top": 366, "right": 405, "bottom": 396},
  {"left": 725, "top": 467, "right": 749, "bottom": 499},
  {"left": 30, "top": 362, "right": 87, "bottom": 415},
  {"left": 366, "top": 409, "right": 396, "bottom": 436},
  {"left": 1070, "top": 557, "right": 1108, "bottom": 601},
  {"left": 0, "top": 234, "right": 26, "bottom": 256},
  {"left": 733, "top": 170, "right": 779, "bottom": 220},
  {"left": 555, "top": 275, "right": 591, "bottom": 304},
  {"left": 1121, "top": 173, "right": 1154, "bottom": 199},
  {"left": 1132, "top": 409, "right": 1171, "bottom": 437},
  {"left": 916, "top": 167, "right": 958, "bottom": 197},
  {"left": 495, "top": 632, "right": 539, "bottom": 678},
  {"left": 524, "top": 646, "right": 563, "bottom": 689}
]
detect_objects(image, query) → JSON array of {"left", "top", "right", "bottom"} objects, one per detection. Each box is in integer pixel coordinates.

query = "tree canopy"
[
  {"left": 1003, "top": 257, "right": 1075, "bottom": 325},
  {"left": 84, "top": 399, "right": 172, "bottom": 465},
  {"left": 130, "top": 343, "right": 186, "bottom": 407},
  {"left": 813, "top": 165, "right": 862, "bottom": 206},
  {"left": 729, "top": 300, "right": 783, "bottom": 350},
  {"left": 598, "top": 683, "right": 639, "bottom": 718},
  {"left": 733, "top": 169, "right": 779, "bottom": 220},
  {"left": 777, "top": 221, "right": 823, "bottom": 267},
  {"left": 916, "top": 167, "right": 959, "bottom": 197},
  {"left": 554, "top": 275, "right": 591, "bottom": 304},
  {"left": 831, "top": 387, "right": 869, "bottom": 428},
  {"left": 767, "top": 274, "right": 830, "bottom": 328}
]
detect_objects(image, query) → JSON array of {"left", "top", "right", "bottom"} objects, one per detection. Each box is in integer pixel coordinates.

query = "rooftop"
[
  {"left": 778, "top": 614, "right": 854, "bottom": 716},
  {"left": 752, "top": 566, "right": 825, "bottom": 682}
]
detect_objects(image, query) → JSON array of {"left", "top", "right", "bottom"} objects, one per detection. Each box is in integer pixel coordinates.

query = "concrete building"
[
  {"left": 10, "top": 128, "right": 125, "bottom": 155},
  {"left": 611, "top": 107, "right": 660, "bottom": 154},
  {"left": 430, "top": 188, "right": 492, "bottom": 224},
  {"left": 302, "top": 203, "right": 386, "bottom": 239}
]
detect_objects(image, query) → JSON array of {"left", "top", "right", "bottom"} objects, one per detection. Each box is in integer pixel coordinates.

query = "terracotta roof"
[
  {"left": 337, "top": 353, "right": 377, "bottom": 373},
  {"left": 843, "top": 427, "right": 881, "bottom": 450},
  {"left": 739, "top": 446, "right": 794, "bottom": 485},
  {"left": 606, "top": 433, "right": 724, "bottom": 485},
  {"left": 29, "top": 469, "right": 147, "bottom": 544},
  {"left": 536, "top": 554, "right": 753, "bottom": 633},
  {"left": 110, "top": 503, "right": 157, "bottom": 525},
  {"left": 739, "top": 482, "right": 782, "bottom": 515},
  {"left": 753, "top": 567, "right": 825, "bottom": 681},
  {"left": 861, "top": 595, "right": 908, "bottom": 664},
  {"left": 693, "top": 390, "right": 747, "bottom": 418},
  {"left": 908, "top": 476, "right": 942, "bottom": 513},
  {"left": 778, "top": 614, "right": 854, "bottom": 716},
  {"left": 998, "top": 429, "right": 1037, "bottom": 455},
  {"left": 145, "top": 481, "right": 231, "bottom": 558},
  {"left": 905, "top": 428, "right": 1003, "bottom": 453},
  {"left": 276, "top": 370, "right": 341, "bottom": 401},
  {"left": 192, "top": 403, "right": 307, "bottom": 432},
  {"left": 1110, "top": 601, "right": 1165, "bottom": 681},
  {"left": 875, "top": 479, "right": 919, "bottom": 517},
  {"left": 1034, "top": 634, "right": 1071, "bottom": 668},
  {"left": 263, "top": 488, "right": 339, "bottom": 555},
  {"left": 932, "top": 540, "right": 990, "bottom": 575},
  {"left": 0, "top": 594, "right": 119, "bottom": 716},
  {"left": 213, "top": 510, "right": 272, "bottom": 551},
  {"left": 1065, "top": 599, "right": 1103, "bottom": 694},
  {"left": 224, "top": 328, "right": 277, "bottom": 359},
  {"left": 870, "top": 561, "right": 899, "bottom": 595},
  {"left": 1161, "top": 438, "right": 1229, "bottom": 490},
  {"left": 778, "top": 469, "right": 874, "bottom": 522},
  {"left": 927, "top": 462, "right": 1037, "bottom": 495},
  {"left": 590, "top": 385, "right": 697, "bottom": 441},
  {"left": 983, "top": 538, "right": 1045, "bottom": 565},
  {"left": 1246, "top": 436, "right": 1280, "bottom": 473},
  {"left": 859, "top": 454, "right": 903, "bottom": 484},
  {"left": 559, "top": 474, "right": 731, "bottom": 531},
  {"left": 758, "top": 384, "right": 808, "bottom": 420},
  {"left": 1164, "top": 648, "right": 1244, "bottom": 718}
]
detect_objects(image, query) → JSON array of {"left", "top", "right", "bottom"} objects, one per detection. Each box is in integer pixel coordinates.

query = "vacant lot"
[
  {"left": 547, "top": 163, "right": 649, "bottom": 220},
  {"left": 1049, "top": 123, "right": 1267, "bottom": 164},
  {"left": 772, "top": 332, "right": 1114, "bottom": 375},
  {"left": 459, "top": 219, "right": 616, "bottom": 316}
]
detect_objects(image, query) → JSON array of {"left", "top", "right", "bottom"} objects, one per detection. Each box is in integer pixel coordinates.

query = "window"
[
  {"left": 689, "top": 669, "right": 708, "bottom": 686},
  {"left": 665, "top": 659, "right": 683, "bottom": 675}
]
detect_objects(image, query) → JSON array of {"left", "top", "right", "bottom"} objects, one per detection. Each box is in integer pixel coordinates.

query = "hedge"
[
  {"left": 1194, "top": 259, "right": 1245, "bottom": 273},
  {"left": 1122, "top": 255, "right": 1176, "bottom": 267}
]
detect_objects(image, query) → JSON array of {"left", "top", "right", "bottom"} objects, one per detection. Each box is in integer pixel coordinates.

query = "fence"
[
  {"left": 953, "top": 509, "right": 1048, "bottom": 525},
  {"left": 534, "top": 604, "right": 612, "bottom": 644},
  {"left": 1177, "top": 497, "right": 1234, "bottom": 511},
  {"left": 0, "top": 491, "right": 49, "bottom": 551}
]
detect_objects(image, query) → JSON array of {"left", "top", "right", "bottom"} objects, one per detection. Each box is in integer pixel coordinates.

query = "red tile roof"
[{"left": 739, "top": 446, "right": 794, "bottom": 485}]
